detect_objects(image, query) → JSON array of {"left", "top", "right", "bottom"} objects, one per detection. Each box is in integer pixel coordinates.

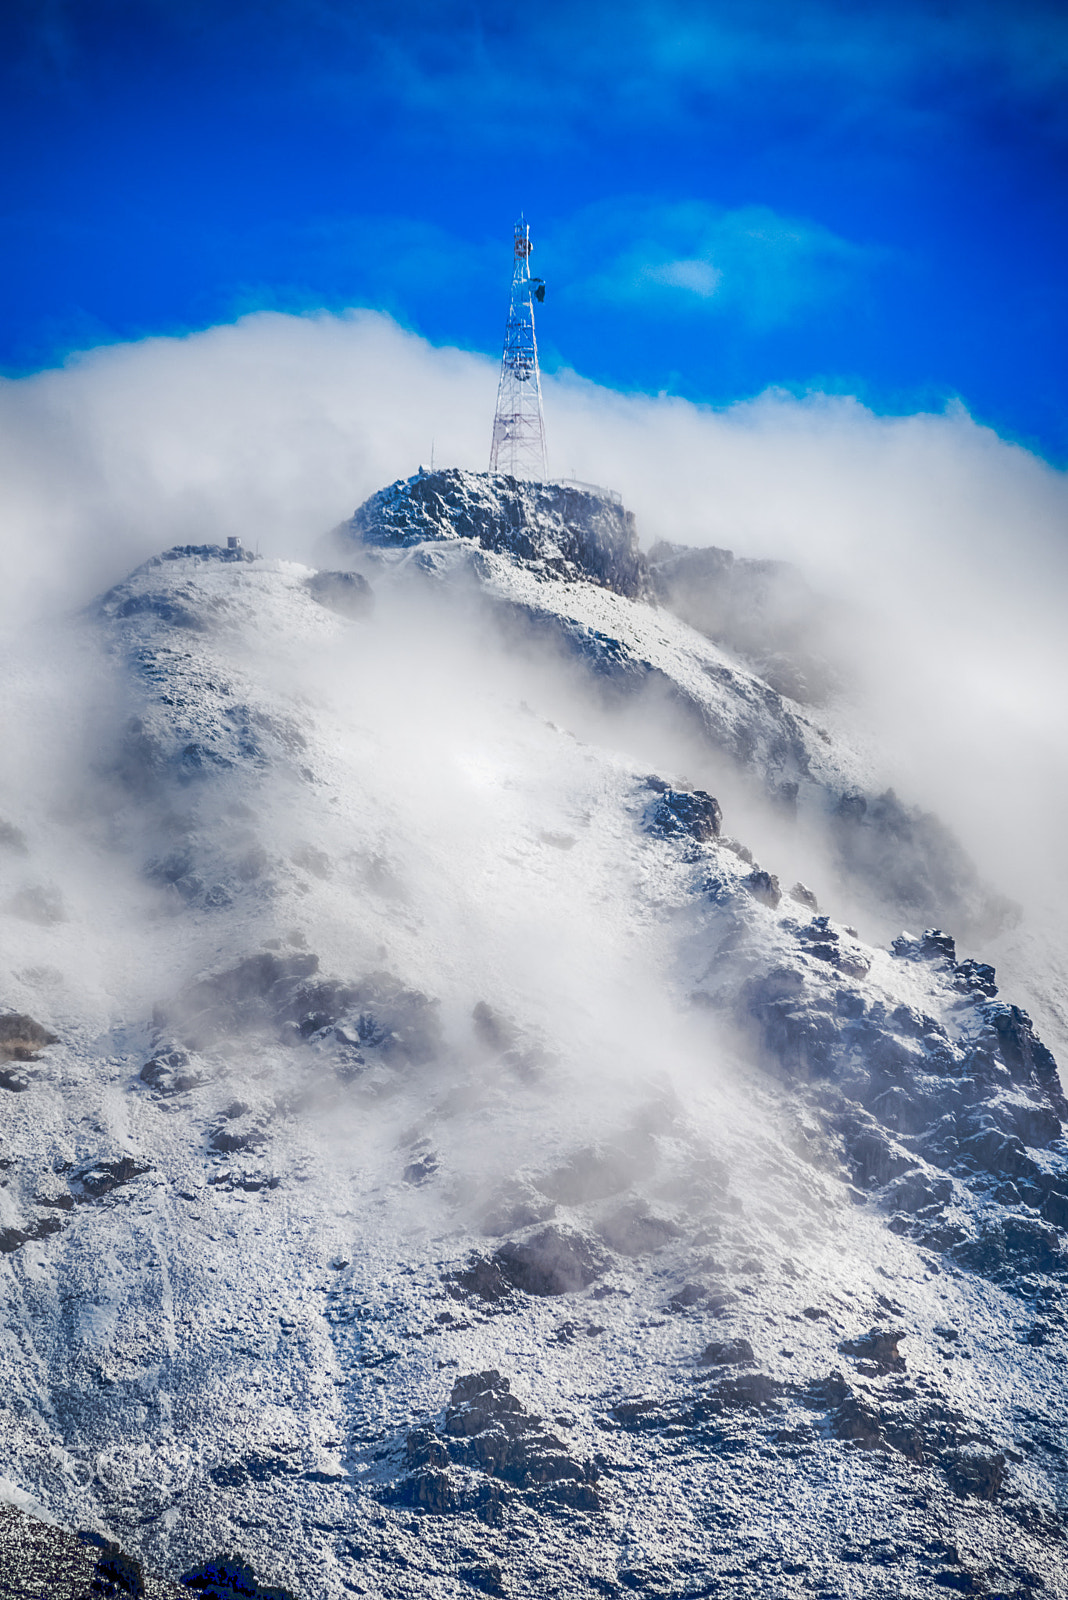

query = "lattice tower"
[{"left": 489, "top": 214, "right": 548, "bottom": 479}]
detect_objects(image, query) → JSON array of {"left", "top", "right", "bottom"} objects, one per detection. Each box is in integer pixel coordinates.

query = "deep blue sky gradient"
[{"left": 3, "top": 0, "right": 1066, "bottom": 458}]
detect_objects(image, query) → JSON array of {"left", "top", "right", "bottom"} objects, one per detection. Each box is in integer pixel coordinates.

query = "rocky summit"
[{"left": 0, "top": 468, "right": 1065, "bottom": 1599}]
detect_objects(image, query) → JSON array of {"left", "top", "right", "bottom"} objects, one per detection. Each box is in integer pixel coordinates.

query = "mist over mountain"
[{"left": 1, "top": 323, "right": 1068, "bottom": 1598}]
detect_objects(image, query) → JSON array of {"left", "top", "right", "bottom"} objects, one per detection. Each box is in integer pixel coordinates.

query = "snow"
[{"left": 0, "top": 495, "right": 1064, "bottom": 1597}]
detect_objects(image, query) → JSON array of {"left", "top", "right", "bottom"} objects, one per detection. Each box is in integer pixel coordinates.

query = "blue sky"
[{"left": 3, "top": 0, "right": 1067, "bottom": 460}]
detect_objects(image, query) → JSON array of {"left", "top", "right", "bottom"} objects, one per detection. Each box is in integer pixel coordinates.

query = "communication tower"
[{"left": 489, "top": 215, "right": 548, "bottom": 479}]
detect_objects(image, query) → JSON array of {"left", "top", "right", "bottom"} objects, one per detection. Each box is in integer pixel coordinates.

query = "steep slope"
[
  {"left": 334, "top": 468, "right": 1008, "bottom": 946},
  {"left": 0, "top": 486, "right": 1065, "bottom": 1599}
]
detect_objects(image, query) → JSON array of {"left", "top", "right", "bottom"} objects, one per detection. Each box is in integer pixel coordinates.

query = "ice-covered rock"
[{"left": 343, "top": 466, "right": 651, "bottom": 599}]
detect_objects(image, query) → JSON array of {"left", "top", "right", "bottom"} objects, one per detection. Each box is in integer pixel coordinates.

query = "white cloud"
[
  {"left": 1, "top": 309, "right": 1065, "bottom": 1046},
  {"left": 643, "top": 257, "right": 723, "bottom": 298},
  {"left": 552, "top": 200, "right": 866, "bottom": 328}
]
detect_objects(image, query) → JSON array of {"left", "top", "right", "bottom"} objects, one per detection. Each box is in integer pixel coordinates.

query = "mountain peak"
[{"left": 342, "top": 467, "right": 652, "bottom": 600}]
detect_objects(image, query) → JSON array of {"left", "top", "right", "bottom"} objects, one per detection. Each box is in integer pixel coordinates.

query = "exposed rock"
[
  {"left": 790, "top": 882, "right": 819, "bottom": 910},
  {"left": 209, "top": 1128, "right": 264, "bottom": 1155},
  {"left": 697, "top": 1338, "right": 755, "bottom": 1367},
  {"left": 839, "top": 1328, "right": 906, "bottom": 1374},
  {"left": 0, "top": 1011, "right": 58, "bottom": 1061},
  {"left": 491, "top": 1227, "right": 607, "bottom": 1296},
  {"left": 943, "top": 1448, "right": 1007, "bottom": 1501},
  {"left": 346, "top": 468, "right": 651, "bottom": 601},
  {"left": 179, "top": 1552, "right": 298, "bottom": 1598},
  {"left": 667, "top": 1283, "right": 711, "bottom": 1311},
  {"left": 829, "top": 1391, "right": 884, "bottom": 1450},
  {"left": 891, "top": 927, "right": 958, "bottom": 965},
  {"left": 139, "top": 1051, "right": 203, "bottom": 1095},
  {"left": 303, "top": 568, "right": 374, "bottom": 620},
  {"left": 642, "top": 785, "right": 722, "bottom": 845},
  {"left": 449, "top": 1255, "right": 514, "bottom": 1303},
  {"left": 393, "top": 1371, "right": 599, "bottom": 1517},
  {"left": 0, "top": 1215, "right": 64, "bottom": 1253},
  {"left": 73, "top": 1157, "right": 152, "bottom": 1200},
  {"left": 646, "top": 539, "right": 840, "bottom": 703},
  {"left": 743, "top": 869, "right": 781, "bottom": 908},
  {"left": 954, "top": 958, "right": 998, "bottom": 997},
  {"left": 458, "top": 1560, "right": 506, "bottom": 1596},
  {"left": 82, "top": 1534, "right": 146, "bottom": 1598}
]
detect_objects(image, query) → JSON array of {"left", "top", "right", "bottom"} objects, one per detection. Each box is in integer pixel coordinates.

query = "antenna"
[{"left": 489, "top": 214, "right": 548, "bottom": 480}]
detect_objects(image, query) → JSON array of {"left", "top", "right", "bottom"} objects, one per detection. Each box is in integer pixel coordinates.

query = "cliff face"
[{"left": 1, "top": 486, "right": 1066, "bottom": 1600}]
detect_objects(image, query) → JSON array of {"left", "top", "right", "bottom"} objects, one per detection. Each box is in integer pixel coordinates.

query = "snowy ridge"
[
  {"left": 0, "top": 478, "right": 1064, "bottom": 1598},
  {"left": 341, "top": 469, "right": 1005, "bottom": 944}
]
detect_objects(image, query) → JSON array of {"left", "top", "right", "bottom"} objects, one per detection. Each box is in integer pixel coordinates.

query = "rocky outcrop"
[
  {"left": 392, "top": 1371, "right": 600, "bottom": 1518},
  {"left": 344, "top": 467, "right": 651, "bottom": 600},
  {"left": 647, "top": 538, "right": 840, "bottom": 703},
  {"left": 302, "top": 569, "right": 373, "bottom": 620},
  {"left": 0, "top": 1503, "right": 184, "bottom": 1598},
  {"left": 642, "top": 780, "right": 722, "bottom": 845},
  {"left": 0, "top": 1011, "right": 57, "bottom": 1062},
  {"left": 451, "top": 1226, "right": 608, "bottom": 1302}
]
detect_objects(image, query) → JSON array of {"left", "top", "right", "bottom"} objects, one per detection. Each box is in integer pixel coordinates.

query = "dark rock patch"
[
  {"left": 392, "top": 1370, "right": 599, "bottom": 1518},
  {"left": 449, "top": 1256, "right": 514, "bottom": 1304},
  {"left": 179, "top": 1552, "right": 297, "bottom": 1598},
  {"left": 209, "top": 1128, "right": 264, "bottom": 1155},
  {"left": 139, "top": 1050, "right": 203, "bottom": 1095},
  {"left": 459, "top": 1560, "right": 506, "bottom": 1596},
  {"left": 77, "top": 1531, "right": 146, "bottom": 1598},
  {"left": 643, "top": 787, "right": 722, "bottom": 846},
  {"left": 491, "top": 1226, "right": 607, "bottom": 1297},
  {"left": 697, "top": 1338, "right": 755, "bottom": 1368},
  {"left": 73, "top": 1157, "right": 152, "bottom": 1200},
  {"left": 987, "top": 1004, "right": 1067, "bottom": 1119},
  {"left": 839, "top": 1328, "right": 906, "bottom": 1374},
  {"left": 668, "top": 1283, "right": 711, "bottom": 1311},
  {"left": 304, "top": 569, "right": 374, "bottom": 620},
  {"left": 829, "top": 1390, "right": 884, "bottom": 1450},
  {"left": 0, "top": 1011, "right": 57, "bottom": 1061},
  {"left": 743, "top": 869, "right": 781, "bottom": 908},
  {"left": 954, "top": 959, "right": 998, "bottom": 998},
  {"left": 403, "top": 1148, "right": 439, "bottom": 1185},
  {"left": 943, "top": 1448, "right": 1007, "bottom": 1501},
  {"left": 0, "top": 1215, "right": 64, "bottom": 1253}
]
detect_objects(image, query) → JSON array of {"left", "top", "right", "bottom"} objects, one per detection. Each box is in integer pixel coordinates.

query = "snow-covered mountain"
[{"left": 1, "top": 468, "right": 1066, "bottom": 1599}]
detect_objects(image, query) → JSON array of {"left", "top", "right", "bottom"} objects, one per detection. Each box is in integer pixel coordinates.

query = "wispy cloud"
[{"left": 552, "top": 200, "right": 869, "bottom": 331}]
